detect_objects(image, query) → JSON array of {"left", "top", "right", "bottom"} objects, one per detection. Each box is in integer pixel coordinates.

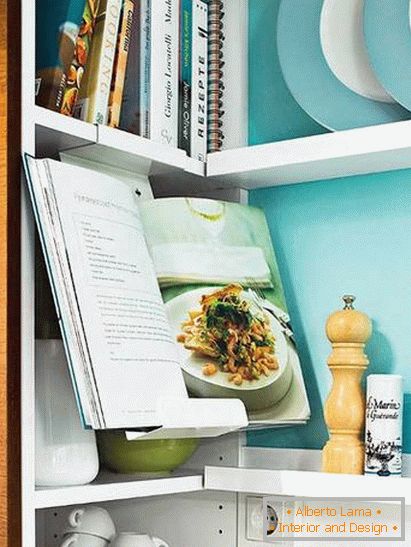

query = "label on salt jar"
[{"left": 365, "top": 374, "right": 403, "bottom": 477}]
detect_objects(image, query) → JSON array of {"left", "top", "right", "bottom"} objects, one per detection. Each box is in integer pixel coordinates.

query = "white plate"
[
  {"left": 320, "top": 0, "right": 394, "bottom": 103},
  {"left": 277, "top": 0, "right": 410, "bottom": 131},
  {"left": 166, "top": 287, "right": 292, "bottom": 411},
  {"left": 364, "top": 0, "right": 411, "bottom": 112}
]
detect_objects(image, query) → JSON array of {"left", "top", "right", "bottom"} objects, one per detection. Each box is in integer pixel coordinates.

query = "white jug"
[{"left": 35, "top": 339, "right": 99, "bottom": 486}]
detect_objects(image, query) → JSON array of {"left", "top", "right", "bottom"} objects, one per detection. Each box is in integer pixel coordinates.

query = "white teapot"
[{"left": 111, "top": 533, "right": 169, "bottom": 547}]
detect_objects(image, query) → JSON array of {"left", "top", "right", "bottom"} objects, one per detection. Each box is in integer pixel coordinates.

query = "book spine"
[
  {"left": 89, "top": 0, "right": 123, "bottom": 124},
  {"left": 207, "top": 0, "right": 225, "bottom": 152},
  {"left": 35, "top": 0, "right": 85, "bottom": 112},
  {"left": 119, "top": 0, "right": 141, "bottom": 134},
  {"left": 149, "top": 0, "right": 179, "bottom": 146},
  {"left": 178, "top": 0, "right": 192, "bottom": 154},
  {"left": 140, "top": 0, "right": 151, "bottom": 138},
  {"left": 190, "top": 0, "right": 208, "bottom": 162},
  {"left": 60, "top": 0, "right": 100, "bottom": 117},
  {"left": 108, "top": 0, "right": 135, "bottom": 127}
]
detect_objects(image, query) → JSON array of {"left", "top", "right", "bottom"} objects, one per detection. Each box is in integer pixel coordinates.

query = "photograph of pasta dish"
[
  {"left": 176, "top": 284, "right": 279, "bottom": 386},
  {"left": 144, "top": 197, "right": 309, "bottom": 421}
]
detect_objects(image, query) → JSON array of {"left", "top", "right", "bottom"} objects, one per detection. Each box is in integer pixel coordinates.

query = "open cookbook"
[{"left": 24, "top": 156, "right": 310, "bottom": 435}]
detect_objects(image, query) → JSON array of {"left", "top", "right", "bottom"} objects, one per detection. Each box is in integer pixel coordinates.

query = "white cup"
[
  {"left": 60, "top": 533, "right": 109, "bottom": 547},
  {"left": 111, "top": 533, "right": 169, "bottom": 547},
  {"left": 64, "top": 507, "right": 116, "bottom": 541}
]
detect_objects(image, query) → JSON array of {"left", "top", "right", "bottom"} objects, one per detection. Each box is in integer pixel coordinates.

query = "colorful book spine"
[
  {"left": 119, "top": 0, "right": 141, "bottom": 134},
  {"left": 148, "top": 0, "right": 179, "bottom": 146},
  {"left": 36, "top": 0, "right": 86, "bottom": 112},
  {"left": 108, "top": 0, "right": 135, "bottom": 127},
  {"left": 207, "top": 0, "right": 225, "bottom": 152},
  {"left": 75, "top": 0, "right": 123, "bottom": 123},
  {"left": 191, "top": 0, "right": 208, "bottom": 161},
  {"left": 139, "top": 0, "right": 151, "bottom": 138},
  {"left": 178, "top": 0, "right": 192, "bottom": 154},
  {"left": 60, "top": 0, "right": 100, "bottom": 117}
]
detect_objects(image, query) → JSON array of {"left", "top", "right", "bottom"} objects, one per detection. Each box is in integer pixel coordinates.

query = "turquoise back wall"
[
  {"left": 249, "top": 168, "right": 411, "bottom": 453},
  {"left": 248, "top": 0, "right": 326, "bottom": 145}
]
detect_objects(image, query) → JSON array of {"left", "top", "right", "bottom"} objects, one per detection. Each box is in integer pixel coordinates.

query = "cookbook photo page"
[{"left": 139, "top": 197, "right": 311, "bottom": 427}]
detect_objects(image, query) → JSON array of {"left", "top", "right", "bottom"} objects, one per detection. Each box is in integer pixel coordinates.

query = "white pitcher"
[
  {"left": 35, "top": 339, "right": 99, "bottom": 486},
  {"left": 111, "top": 533, "right": 169, "bottom": 547}
]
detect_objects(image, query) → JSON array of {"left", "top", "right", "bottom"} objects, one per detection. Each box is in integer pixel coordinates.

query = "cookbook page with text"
[{"left": 47, "top": 162, "right": 186, "bottom": 428}]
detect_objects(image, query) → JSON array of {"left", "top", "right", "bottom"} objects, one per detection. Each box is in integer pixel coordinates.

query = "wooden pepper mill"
[{"left": 322, "top": 295, "right": 372, "bottom": 475}]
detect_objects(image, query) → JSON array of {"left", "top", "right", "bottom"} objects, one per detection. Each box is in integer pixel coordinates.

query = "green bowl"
[{"left": 97, "top": 431, "right": 199, "bottom": 475}]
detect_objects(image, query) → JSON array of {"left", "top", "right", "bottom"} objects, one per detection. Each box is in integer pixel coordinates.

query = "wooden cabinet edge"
[{"left": 0, "top": 0, "right": 22, "bottom": 545}]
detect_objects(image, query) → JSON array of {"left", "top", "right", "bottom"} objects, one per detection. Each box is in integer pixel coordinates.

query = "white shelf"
[
  {"left": 34, "top": 106, "right": 205, "bottom": 178},
  {"left": 205, "top": 466, "right": 411, "bottom": 503},
  {"left": 35, "top": 472, "right": 203, "bottom": 509},
  {"left": 89, "top": 124, "right": 191, "bottom": 175},
  {"left": 207, "top": 119, "right": 411, "bottom": 188},
  {"left": 34, "top": 108, "right": 411, "bottom": 190},
  {"left": 34, "top": 106, "right": 97, "bottom": 157}
]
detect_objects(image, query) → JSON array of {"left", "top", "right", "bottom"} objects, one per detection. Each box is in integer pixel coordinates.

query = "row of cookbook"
[{"left": 36, "top": 0, "right": 209, "bottom": 161}]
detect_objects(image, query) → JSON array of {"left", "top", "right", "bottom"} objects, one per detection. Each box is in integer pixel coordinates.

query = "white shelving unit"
[
  {"left": 205, "top": 466, "right": 411, "bottom": 504},
  {"left": 34, "top": 105, "right": 411, "bottom": 191},
  {"left": 34, "top": 104, "right": 97, "bottom": 152},
  {"left": 35, "top": 473, "right": 204, "bottom": 510},
  {"left": 21, "top": 1, "right": 411, "bottom": 546},
  {"left": 207, "top": 118, "right": 411, "bottom": 188},
  {"left": 34, "top": 105, "right": 204, "bottom": 177}
]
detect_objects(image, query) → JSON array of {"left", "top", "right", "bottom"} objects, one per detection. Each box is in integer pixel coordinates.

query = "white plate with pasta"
[{"left": 166, "top": 285, "right": 293, "bottom": 411}]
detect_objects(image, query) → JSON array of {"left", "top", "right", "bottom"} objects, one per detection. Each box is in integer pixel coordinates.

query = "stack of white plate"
[{"left": 277, "top": 0, "right": 411, "bottom": 131}]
